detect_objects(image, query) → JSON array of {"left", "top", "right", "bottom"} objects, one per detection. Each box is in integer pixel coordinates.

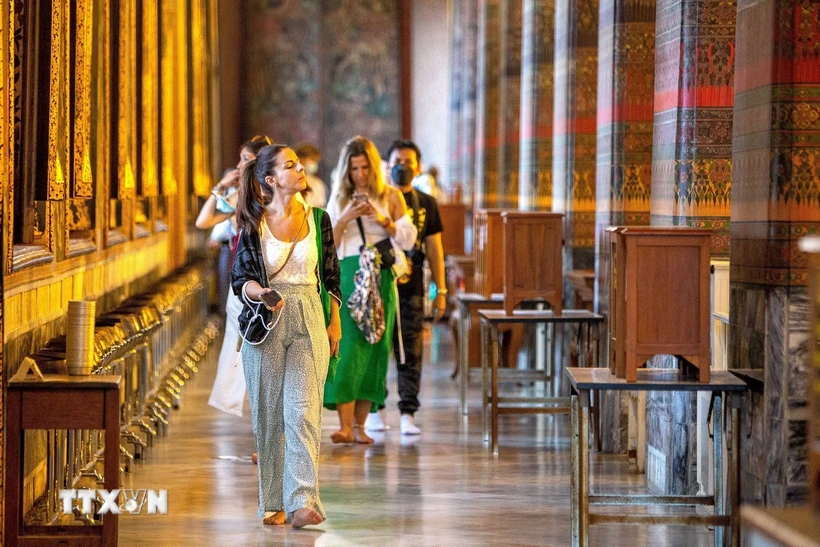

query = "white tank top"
[{"left": 259, "top": 211, "right": 318, "bottom": 286}]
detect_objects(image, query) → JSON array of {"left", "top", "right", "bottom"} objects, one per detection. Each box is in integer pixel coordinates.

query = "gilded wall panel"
[
  {"left": 141, "top": 0, "right": 159, "bottom": 198},
  {"left": 73, "top": 0, "right": 93, "bottom": 199},
  {"left": 117, "top": 0, "right": 137, "bottom": 200},
  {"left": 190, "top": 0, "right": 210, "bottom": 197},
  {"left": 0, "top": 0, "right": 14, "bottom": 537},
  {"left": 47, "top": 0, "right": 69, "bottom": 202}
]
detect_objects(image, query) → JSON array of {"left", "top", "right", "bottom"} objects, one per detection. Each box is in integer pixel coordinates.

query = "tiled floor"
[{"left": 119, "top": 324, "right": 714, "bottom": 546}]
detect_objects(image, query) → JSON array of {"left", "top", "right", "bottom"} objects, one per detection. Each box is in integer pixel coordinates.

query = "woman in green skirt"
[{"left": 324, "top": 136, "right": 417, "bottom": 444}]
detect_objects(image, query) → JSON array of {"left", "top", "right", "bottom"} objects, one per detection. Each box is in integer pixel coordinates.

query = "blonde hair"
[{"left": 329, "top": 136, "right": 386, "bottom": 210}]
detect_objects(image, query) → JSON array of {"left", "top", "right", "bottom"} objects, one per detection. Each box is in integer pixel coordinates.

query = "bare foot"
[
  {"left": 262, "top": 511, "right": 286, "bottom": 525},
  {"left": 291, "top": 508, "right": 323, "bottom": 529},
  {"left": 352, "top": 425, "right": 374, "bottom": 445},
  {"left": 330, "top": 430, "right": 354, "bottom": 443},
  {"left": 252, "top": 453, "right": 258, "bottom": 464}
]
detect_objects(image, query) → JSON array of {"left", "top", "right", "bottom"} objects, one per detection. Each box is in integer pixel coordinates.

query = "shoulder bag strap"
[
  {"left": 408, "top": 189, "right": 422, "bottom": 251},
  {"left": 267, "top": 208, "right": 308, "bottom": 280},
  {"left": 355, "top": 217, "right": 367, "bottom": 246},
  {"left": 313, "top": 207, "right": 324, "bottom": 284}
]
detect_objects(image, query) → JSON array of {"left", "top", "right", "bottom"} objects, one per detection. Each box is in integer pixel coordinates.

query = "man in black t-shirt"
[{"left": 364, "top": 140, "right": 445, "bottom": 436}]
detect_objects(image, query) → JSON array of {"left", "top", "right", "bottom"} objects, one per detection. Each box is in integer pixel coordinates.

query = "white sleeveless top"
[{"left": 259, "top": 210, "right": 318, "bottom": 286}]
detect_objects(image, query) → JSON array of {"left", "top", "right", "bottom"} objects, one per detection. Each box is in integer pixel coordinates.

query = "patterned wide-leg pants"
[{"left": 241, "top": 283, "right": 330, "bottom": 521}]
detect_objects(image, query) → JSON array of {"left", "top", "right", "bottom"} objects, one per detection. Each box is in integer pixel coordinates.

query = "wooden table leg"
[
  {"left": 482, "top": 319, "right": 489, "bottom": 443},
  {"left": 713, "top": 393, "right": 724, "bottom": 547},
  {"left": 459, "top": 302, "right": 470, "bottom": 416},
  {"left": 571, "top": 394, "right": 580, "bottom": 547},
  {"left": 579, "top": 390, "right": 590, "bottom": 547},
  {"left": 491, "top": 324, "right": 500, "bottom": 455},
  {"left": 104, "top": 389, "right": 120, "bottom": 545},
  {"left": 731, "top": 393, "right": 741, "bottom": 547},
  {"left": 5, "top": 391, "right": 22, "bottom": 547}
]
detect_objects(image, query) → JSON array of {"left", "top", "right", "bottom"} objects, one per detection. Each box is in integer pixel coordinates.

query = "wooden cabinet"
[
  {"left": 438, "top": 203, "right": 467, "bottom": 256},
  {"left": 608, "top": 226, "right": 712, "bottom": 383},
  {"left": 800, "top": 236, "right": 820, "bottom": 512},
  {"left": 474, "top": 209, "right": 509, "bottom": 297},
  {"left": 502, "top": 212, "right": 564, "bottom": 314}
]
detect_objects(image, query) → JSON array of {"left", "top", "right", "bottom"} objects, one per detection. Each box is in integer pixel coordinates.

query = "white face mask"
[{"left": 304, "top": 160, "right": 319, "bottom": 175}]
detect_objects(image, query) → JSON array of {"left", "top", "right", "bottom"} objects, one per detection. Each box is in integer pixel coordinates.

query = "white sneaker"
[
  {"left": 400, "top": 414, "right": 421, "bottom": 436},
  {"left": 364, "top": 410, "right": 389, "bottom": 432}
]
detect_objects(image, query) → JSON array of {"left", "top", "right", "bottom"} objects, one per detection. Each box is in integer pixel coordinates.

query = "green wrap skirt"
[{"left": 323, "top": 255, "right": 396, "bottom": 411}]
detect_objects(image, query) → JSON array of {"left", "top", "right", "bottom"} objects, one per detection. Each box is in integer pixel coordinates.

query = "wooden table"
[
  {"left": 456, "top": 292, "right": 504, "bottom": 416},
  {"left": 5, "top": 375, "right": 122, "bottom": 547},
  {"left": 566, "top": 367, "right": 747, "bottom": 547},
  {"left": 741, "top": 506, "right": 820, "bottom": 546},
  {"left": 479, "top": 309, "right": 604, "bottom": 454}
]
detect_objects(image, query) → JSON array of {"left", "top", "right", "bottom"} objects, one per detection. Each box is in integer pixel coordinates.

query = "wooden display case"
[
  {"left": 607, "top": 226, "right": 712, "bottom": 383},
  {"left": 801, "top": 236, "right": 820, "bottom": 512},
  {"left": 438, "top": 203, "right": 467, "bottom": 256},
  {"left": 474, "top": 209, "right": 509, "bottom": 297},
  {"left": 502, "top": 212, "right": 563, "bottom": 314}
]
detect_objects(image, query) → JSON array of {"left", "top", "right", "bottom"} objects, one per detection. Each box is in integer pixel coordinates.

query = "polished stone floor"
[{"left": 119, "top": 324, "right": 714, "bottom": 546}]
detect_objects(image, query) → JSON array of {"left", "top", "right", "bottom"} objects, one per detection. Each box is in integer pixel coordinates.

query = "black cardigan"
[{"left": 231, "top": 209, "right": 341, "bottom": 344}]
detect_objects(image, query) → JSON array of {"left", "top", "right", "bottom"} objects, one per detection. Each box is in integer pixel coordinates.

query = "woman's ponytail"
[
  {"left": 234, "top": 144, "right": 289, "bottom": 233},
  {"left": 236, "top": 158, "right": 262, "bottom": 233}
]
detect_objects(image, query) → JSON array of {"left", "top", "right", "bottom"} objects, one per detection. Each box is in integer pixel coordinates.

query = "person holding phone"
[
  {"left": 322, "top": 136, "right": 417, "bottom": 444},
  {"left": 231, "top": 144, "right": 342, "bottom": 528}
]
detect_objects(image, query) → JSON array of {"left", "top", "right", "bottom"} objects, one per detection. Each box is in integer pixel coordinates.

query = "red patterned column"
[
  {"left": 730, "top": 0, "right": 820, "bottom": 506},
  {"left": 594, "top": 0, "right": 655, "bottom": 453},
  {"left": 518, "top": 0, "right": 555, "bottom": 210},
  {"left": 497, "top": 0, "right": 522, "bottom": 208},
  {"left": 552, "top": 0, "right": 598, "bottom": 270},
  {"left": 650, "top": 0, "right": 735, "bottom": 256},
  {"left": 474, "top": 0, "right": 502, "bottom": 208},
  {"left": 459, "top": 0, "right": 479, "bottom": 208},
  {"left": 648, "top": 0, "right": 736, "bottom": 496}
]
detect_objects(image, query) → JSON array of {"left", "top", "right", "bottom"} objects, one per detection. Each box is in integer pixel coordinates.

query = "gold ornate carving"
[
  {"left": 117, "top": 0, "right": 137, "bottom": 200},
  {"left": 47, "top": 0, "right": 70, "bottom": 201},
  {"left": 141, "top": 0, "right": 159, "bottom": 197},
  {"left": 73, "top": 0, "right": 94, "bottom": 199},
  {"left": 190, "top": 0, "right": 211, "bottom": 197},
  {"left": 93, "top": 0, "right": 110, "bottom": 225}
]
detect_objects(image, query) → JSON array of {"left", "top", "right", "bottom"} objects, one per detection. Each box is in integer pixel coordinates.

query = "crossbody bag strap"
[
  {"left": 313, "top": 207, "right": 324, "bottom": 283},
  {"left": 408, "top": 188, "right": 422, "bottom": 251},
  {"left": 267, "top": 208, "right": 308, "bottom": 280},
  {"left": 355, "top": 217, "right": 367, "bottom": 246}
]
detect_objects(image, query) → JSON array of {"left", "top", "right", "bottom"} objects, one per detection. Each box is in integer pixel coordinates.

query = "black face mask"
[{"left": 390, "top": 164, "right": 413, "bottom": 187}]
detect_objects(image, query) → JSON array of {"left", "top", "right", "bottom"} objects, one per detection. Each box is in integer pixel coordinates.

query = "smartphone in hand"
[
  {"left": 353, "top": 193, "right": 368, "bottom": 202},
  {"left": 260, "top": 289, "right": 283, "bottom": 310}
]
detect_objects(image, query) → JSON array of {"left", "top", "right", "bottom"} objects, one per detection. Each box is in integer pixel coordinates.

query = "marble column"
[
  {"left": 474, "top": 0, "right": 502, "bottom": 208},
  {"left": 730, "top": 0, "right": 820, "bottom": 506},
  {"left": 552, "top": 0, "right": 598, "bottom": 272},
  {"left": 594, "top": 0, "right": 655, "bottom": 454},
  {"left": 518, "top": 0, "right": 555, "bottom": 211},
  {"left": 647, "top": 0, "right": 736, "bottom": 495},
  {"left": 497, "top": 0, "right": 523, "bottom": 208}
]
